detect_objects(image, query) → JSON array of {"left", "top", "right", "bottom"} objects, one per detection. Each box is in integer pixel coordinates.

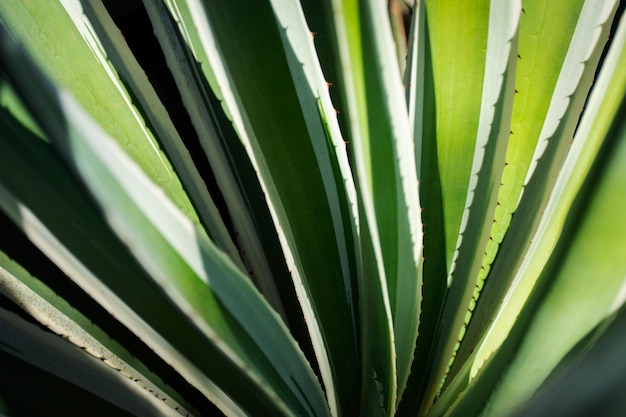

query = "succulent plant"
[{"left": 0, "top": 1, "right": 625, "bottom": 416}]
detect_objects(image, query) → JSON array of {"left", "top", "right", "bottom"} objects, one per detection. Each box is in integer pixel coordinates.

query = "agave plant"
[{"left": 1, "top": 0, "right": 625, "bottom": 415}]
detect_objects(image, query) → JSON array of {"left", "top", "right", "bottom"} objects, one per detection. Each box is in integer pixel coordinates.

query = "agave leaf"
[
  {"left": 313, "top": 1, "right": 423, "bottom": 412},
  {"left": 77, "top": 0, "right": 245, "bottom": 270},
  {"left": 306, "top": 6, "right": 400, "bottom": 410},
  {"left": 492, "top": 0, "right": 585, "bottom": 235},
  {"left": 418, "top": 1, "right": 521, "bottom": 408},
  {"left": 0, "top": 306, "right": 159, "bottom": 417},
  {"left": 426, "top": 13, "right": 626, "bottom": 416},
  {"left": 168, "top": 1, "right": 366, "bottom": 415},
  {"left": 396, "top": 2, "right": 446, "bottom": 413},
  {"left": 0, "top": 0, "right": 202, "bottom": 232},
  {"left": 508, "top": 305, "right": 626, "bottom": 417},
  {"left": 466, "top": 0, "right": 620, "bottom": 376},
  {"left": 0, "top": 27, "right": 330, "bottom": 416},
  {"left": 0, "top": 252, "right": 192, "bottom": 417},
  {"left": 402, "top": 3, "right": 491, "bottom": 413},
  {"left": 410, "top": 5, "right": 622, "bottom": 410},
  {"left": 461, "top": 0, "right": 619, "bottom": 366},
  {"left": 480, "top": 22, "right": 626, "bottom": 415},
  {"left": 137, "top": 0, "right": 297, "bottom": 319},
  {"left": 360, "top": 1, "right": 423, "bottom": 408},
  {"left": 0, "top": 80, "right": 244, "bottom": 416},
  {"left": 477, "top": 99, "right": 626, "bottom": 416},
  {"left": 421, "top": 0, "right": 489, "bottom": 271},
  {"left": 285, "top": 6, "right": 391, "bottom": 414},
  {"left": 397, "top": 2, "right": 520, "bottom": 413}
]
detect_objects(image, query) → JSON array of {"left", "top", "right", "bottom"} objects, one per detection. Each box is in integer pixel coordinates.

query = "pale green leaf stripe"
[
  {"left": 326, "top": 0, "right": 399, "bottom": 414},
  {"left": 181, "top": 1, "right": 363, "bottom": 415},
  {"left": 471, "top": 0, "right": 620, "bottom": 375},
  {"left": 329, "top": 0, "right": 422, "bottom": 410},
  {"left": 80, "top": 0, "right": 244, "bottom": 270},
  {"left": 363, "top": 0, "right": 423, "bottom": 406},
  {"left": 421, "top": 1, "right": 521, "bottom": 407},
  {"left": 0, "top": 306, "right": 178, "bottom": 417},
  {"left": 0, "top": 1, "right": 201, "bottom": 230},
  {"left": 406, "top": 0, "right": 426, "bottom": 160},
  {"left": 268, "top": 8, "right": 365, "bottom": 407},
  {"left": 0, "top": 28, "right": 328, "bottom": 416},
  {"left": 0, "top": 254, "right": 192, "bottom": 417},
  {"left": 270, "top": 0, "right": 359, "bottom": 298}
]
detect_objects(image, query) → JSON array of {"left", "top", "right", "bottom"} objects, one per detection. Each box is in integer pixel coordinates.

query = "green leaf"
[
  {"left": 508, "top": 305, "right": 626, "bottom": 417},
  {"left": 422, "top": 1, "right": 521, "bottom": 406},
  {"left": 442, "top": 0, "right": 521, "bottom": 382},
  {"left": 0, "top": 310, "right": 140, "bottom": 417},
  {"left": 482, "top": 30, "right": 626, "bottom": 414},
  {"left": 0, "top": 25, "right": 329, "bottom": 416},
  {"left": 397, "top": 2, "right": 446, "bottom": 413},
  {"left": 426, "top": 12, "right": 626, "bottom": 416},
  {"left": 0, "top": 84, "right": 243, "bottom": 415},
  {"left": 401, "top": 4, "right": 492, "bottom": 413},
  {"left": 0, "top": 250, "right": 196, "bottom": 416},
  {"left": 459, "top": 3, "right": 620, "bottom": 371},
  {"left": 137, "top": 0, "right": 300, "bottom": 320},
  {"left": 0, "top": 0, "right": 202, "bottom": 231},
  {"left": 312, "top": 1, "right": 424, "bottom": 413},
  {"left": 358, "top": 1, "right": 423, "bottom": 408},
  {"left": 78, "top": 0, "right": 244, "bottom": 269},
  {"left": 169, "top": 1, "right": 365, "bottom": 414},
  {"left": 423, "top": 0, "right": 489, "bottom": 270},
  {"left": 400, "top": 2, "right": 521, "bottom": 413},
  {"left": 467, "top": 0, "right": 621, "bottom": 378},
  {"left": 494, "top": 0, "right": 585, "bottom": 233}
]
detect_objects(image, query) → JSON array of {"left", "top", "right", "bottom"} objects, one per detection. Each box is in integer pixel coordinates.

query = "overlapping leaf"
[{"left": 0, "top": 21, "right": 329, "bottom": 416}]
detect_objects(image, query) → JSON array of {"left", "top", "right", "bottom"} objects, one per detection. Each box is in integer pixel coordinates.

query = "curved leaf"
[
  {"left": 0, "top": 0, "right": 201, "bottom": 230},
  {"left": 174, "top": 1, "right": 363, "bottom": 414},
  {"left": 0, "top": 26, "right": 330, "bottom": 416}
]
